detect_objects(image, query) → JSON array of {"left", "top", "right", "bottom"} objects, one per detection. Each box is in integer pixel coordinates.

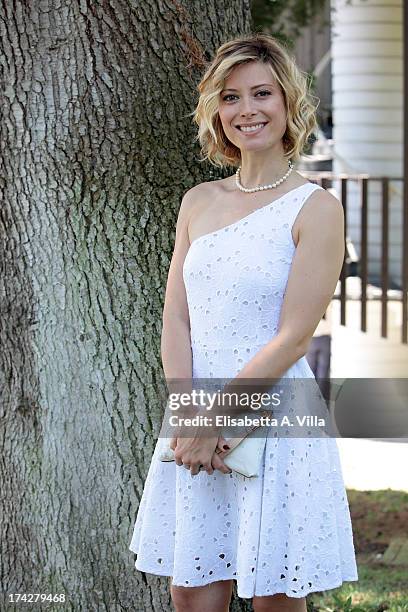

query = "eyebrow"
[{"left": 221, "top": 83, "right": 274, "bottom": 92}]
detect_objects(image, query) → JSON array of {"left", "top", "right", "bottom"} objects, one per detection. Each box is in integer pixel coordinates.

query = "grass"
[{"left": 306, "top": 489, "right": 408, "bottom": 611}]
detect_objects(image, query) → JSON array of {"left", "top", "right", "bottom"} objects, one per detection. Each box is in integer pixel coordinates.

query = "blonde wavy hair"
[{"left": 192, "top": 33, "right": 318, "bottom": 168}]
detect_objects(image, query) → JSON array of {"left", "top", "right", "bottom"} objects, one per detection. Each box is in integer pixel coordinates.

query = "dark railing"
[{"left": 303, "top": 173, "right": 407, "bottom": 344}]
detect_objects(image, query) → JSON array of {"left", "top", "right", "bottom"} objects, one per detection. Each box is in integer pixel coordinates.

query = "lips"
[
  {"left": 235, "top": 122, "right": 268, "bottom": 134},
  {"left": 236, "top": 122, "right": 268, "bottom": 129}
]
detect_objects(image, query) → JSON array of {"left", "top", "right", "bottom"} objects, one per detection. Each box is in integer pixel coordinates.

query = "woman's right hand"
[{"left": 170, "top": 433, "right": 232, "bottom": 475}]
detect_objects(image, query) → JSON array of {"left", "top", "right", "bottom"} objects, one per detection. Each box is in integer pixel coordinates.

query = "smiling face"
[{"left": 217, "top": 60, "right": 288, "bottom": 156}]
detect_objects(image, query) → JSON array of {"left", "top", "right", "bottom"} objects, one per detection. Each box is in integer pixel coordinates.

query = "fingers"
[
  {"left": 180, "top": 458, "right": 231, "bottom": 476},
  {"left": 173, "top": 450, "right": 184, "bottom": 467},
  {"left": 211, "top": 452, "right": 232, "bottom": 475},
  {"left": 174, "top": 448, "right": 209, "bottom": 474},
  {"left": 173, "top": 437, "right": 232, "bottom": 476},
  {"left": 202, "top": 462, "right": 214, "bottom": 476},
  {"left": 216, "top": 435, "right": 231, "bottom": 454},
  {"left": 183, "top": 462, "right": 213, "bottom": 476},
  {"left": 190, "top": 463, "right": 203, "bottom": 476}
]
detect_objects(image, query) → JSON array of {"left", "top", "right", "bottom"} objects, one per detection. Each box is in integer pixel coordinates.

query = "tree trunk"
[{"left": 0, "top": 1, "right": 252, "bottom": 610}]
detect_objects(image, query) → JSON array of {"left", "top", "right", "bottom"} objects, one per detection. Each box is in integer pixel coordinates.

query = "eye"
[
  {"left": 222, "top": 94, "right": 236, "bottom": 101},
  {"left": 221, "top": 90, "right": 272, "bottom": 102}
]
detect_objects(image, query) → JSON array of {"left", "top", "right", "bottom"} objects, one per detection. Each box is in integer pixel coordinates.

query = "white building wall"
[{"left": 331, "top": 0, "right": 403, "bottom": 286}]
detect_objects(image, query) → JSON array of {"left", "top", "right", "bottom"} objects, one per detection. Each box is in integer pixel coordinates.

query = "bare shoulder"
[
  {"left": 293, "top": 186, "right": 344, "bottom": 246},
  {"left": 177, "top": 179, "right": 224, "bottom": 240},
  {"left": 300, "top": 186, "right": 344, "bottom": 227},
  {"left": 181, "top": 181, "right": 211, "bottom": 204},
  {"left": 181, "top": 175, "right": 232, "bottom": 208},
  {"left": 311, "top": 186, "right": 343, "bottom": 212},
  {"left": 178, "top": 181, "right": 214, "bottom": 221}
]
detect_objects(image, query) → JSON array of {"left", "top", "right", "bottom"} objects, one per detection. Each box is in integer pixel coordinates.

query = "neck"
[{"left": 238, "top": 149, "right": 290, "bottom": 188}]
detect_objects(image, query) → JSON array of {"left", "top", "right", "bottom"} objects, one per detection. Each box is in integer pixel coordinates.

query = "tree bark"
[{"left": 0, "top": 0, "right": 252, "bottom": 610}]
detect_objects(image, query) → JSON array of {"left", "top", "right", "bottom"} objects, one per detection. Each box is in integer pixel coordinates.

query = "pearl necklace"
[{"left": 235, "top": 160, "right": 294, "bottom": 193}]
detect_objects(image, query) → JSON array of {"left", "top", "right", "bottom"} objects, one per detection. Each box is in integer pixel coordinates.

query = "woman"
[{"left": 129, "top": 33, "right": 358, "bottom": 612}]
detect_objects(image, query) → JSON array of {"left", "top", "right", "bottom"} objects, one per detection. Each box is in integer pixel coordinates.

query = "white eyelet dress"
[{"left": 129, "top": 182, "right": 359, "bottom": 599}]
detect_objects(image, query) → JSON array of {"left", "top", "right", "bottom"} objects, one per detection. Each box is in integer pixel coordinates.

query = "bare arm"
[
  {"left": 224, "top": 189, "right": 344, "bottom": 391},
  {"left": 163, "top": 184, "right": 231, "bottom": 475},
  {"left": 161, "top": 187, "right": 199, "bottom": 388}
]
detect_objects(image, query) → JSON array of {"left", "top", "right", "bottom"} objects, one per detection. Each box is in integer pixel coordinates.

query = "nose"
[{"left": 239, "top": 95, "right": 256, "bottom": 116}]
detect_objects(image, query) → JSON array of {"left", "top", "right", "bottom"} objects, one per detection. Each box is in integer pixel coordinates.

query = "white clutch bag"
[{"left": 158, "top": 409, "right": 270, "bottom": 478}]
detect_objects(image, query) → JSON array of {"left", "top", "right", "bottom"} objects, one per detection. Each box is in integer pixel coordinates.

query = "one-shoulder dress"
[{"left": 129, "top": 182, "right": 359, "bottom": 599}]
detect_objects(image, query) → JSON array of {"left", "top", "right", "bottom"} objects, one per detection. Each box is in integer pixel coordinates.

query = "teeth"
[{"left": 239, "top": 123, "right": 265, "bottom": 132}]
